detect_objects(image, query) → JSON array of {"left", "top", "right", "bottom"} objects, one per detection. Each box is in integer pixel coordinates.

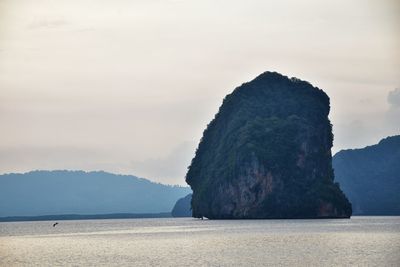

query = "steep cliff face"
[{"left": 186, "top": 71, "right": 352, "bottom": 219}]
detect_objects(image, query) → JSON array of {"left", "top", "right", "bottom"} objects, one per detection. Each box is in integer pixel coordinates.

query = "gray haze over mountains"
[
  {"left": 0, "top": 171, "right": 191, "bottom": 217},
  {"left": 0, "top": 0, "right": 399, "bottom": 185}
]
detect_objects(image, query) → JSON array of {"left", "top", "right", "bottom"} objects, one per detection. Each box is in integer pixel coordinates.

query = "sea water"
[{"left": 0, "top": 217, "right": 399, "bottom": 266}]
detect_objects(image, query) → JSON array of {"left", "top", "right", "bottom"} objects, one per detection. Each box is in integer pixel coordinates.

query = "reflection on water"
[{"left": 1, "top": 217, "right": 399, "bottom": 266}]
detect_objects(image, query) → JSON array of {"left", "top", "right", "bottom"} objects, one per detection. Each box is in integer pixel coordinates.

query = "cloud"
[
  {"left": 27, "top": 18, "right": 68, "bottom": 30},
  {"left": 129, "top": 141, "right": 197, "bottom": 185},
  {"left": 1, "top": 0, "right": 399, "bottom": 183},
  {"left": 386, "top": 88, "right": 400, "bottom": 132},
  {"left": 0, "top": 145, "right": 109, "bottom": 174},
  {"left": 388, "top": 88, "right": 400, "bottom": 108},
  {"left": 333, "top": 88, "right": 400, "bottom": 152},
  {"left": 333, "top": 120, "right": 371, "bottom": 151}
]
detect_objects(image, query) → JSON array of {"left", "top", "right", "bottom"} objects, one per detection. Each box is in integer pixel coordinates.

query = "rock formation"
[
  {"left": 171, "top": 194, "right": 192, "bottom": 217},
  {"left": 186, "top": 71, "right": 352, "bottom": 219}
]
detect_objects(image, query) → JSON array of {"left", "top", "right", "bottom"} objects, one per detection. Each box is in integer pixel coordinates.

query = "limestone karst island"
[{"left": 186, "top": 71, "right": 352, "bottom": 219}]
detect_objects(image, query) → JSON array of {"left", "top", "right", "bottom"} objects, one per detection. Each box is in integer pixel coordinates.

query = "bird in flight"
[{"left": 53, "top": 222, "right": 59, "bottom": 227}]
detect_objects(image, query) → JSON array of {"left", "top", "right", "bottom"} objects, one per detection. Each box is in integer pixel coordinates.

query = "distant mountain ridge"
[
  {"left": 0, "top": 170, "right": 191, "bottom": 217},
  {"left": 333, "top": 135, "right": 400, "bottom": 215}
]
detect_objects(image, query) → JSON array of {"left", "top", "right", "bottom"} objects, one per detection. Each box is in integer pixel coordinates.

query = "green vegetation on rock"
[{"left": 186, "top": 71, "right": 352, "bottom": 219}]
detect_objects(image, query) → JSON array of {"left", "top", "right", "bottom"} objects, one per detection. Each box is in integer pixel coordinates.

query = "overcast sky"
[{"left": 0, "top": 0, "right": 399, "bottom": 185}]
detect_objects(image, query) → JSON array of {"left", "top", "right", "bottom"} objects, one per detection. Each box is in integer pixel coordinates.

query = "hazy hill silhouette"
[
  {"left": 0, "top": 170, "right": 191, "bottom": 217},
  {"left": 333, "top": 135, "right": 400, "bottom": 215}
]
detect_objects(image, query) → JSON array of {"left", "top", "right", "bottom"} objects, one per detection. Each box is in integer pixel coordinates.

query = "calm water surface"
[{"left": 0, "top": 217, "right": 399, "bottom": 266}]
